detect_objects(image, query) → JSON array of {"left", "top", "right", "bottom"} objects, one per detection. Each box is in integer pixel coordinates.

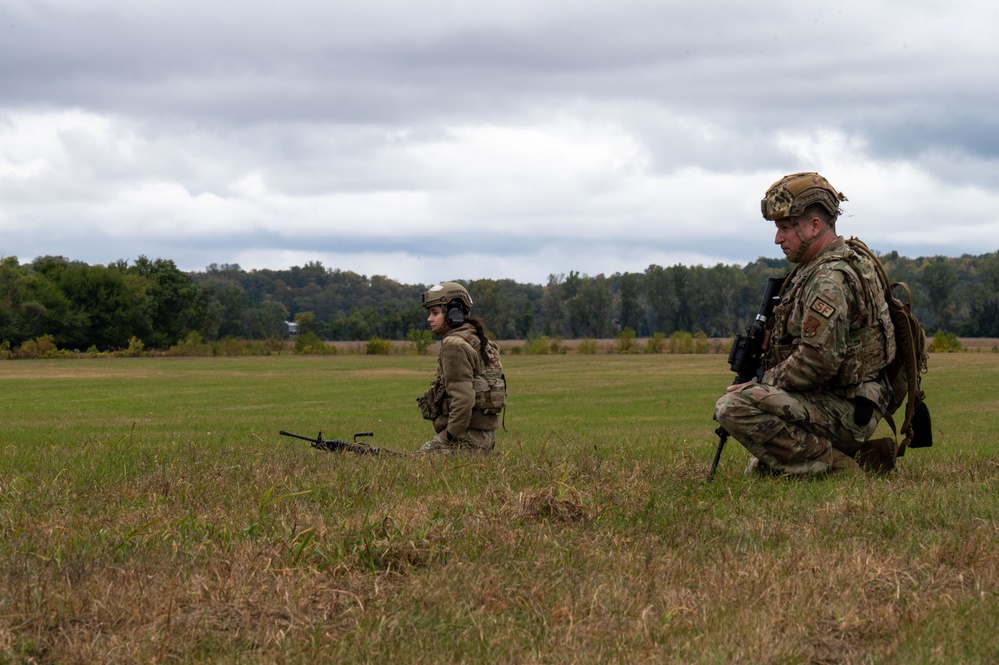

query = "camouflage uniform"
[
  {"left": 715, "top": 174, "right": 895, "bottom": 476},
  {"left": 419, "top": 323, "right": 501, "bottom": 453}
]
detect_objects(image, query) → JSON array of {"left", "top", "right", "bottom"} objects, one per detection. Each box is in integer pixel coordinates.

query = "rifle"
[
  {"left": 279, "top": 430, "right": 404, "bottom": 456},
  {"left": 708, "top": 275, "right": 786, "bottom": 481}
]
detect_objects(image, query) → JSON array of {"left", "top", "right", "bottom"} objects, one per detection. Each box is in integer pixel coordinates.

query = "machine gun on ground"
[
  {"left": 279, "top": 430, "right": 405, "bottom": 456},
  {"left": 708, "top": 275, "right": 786, "bottom": 481}
]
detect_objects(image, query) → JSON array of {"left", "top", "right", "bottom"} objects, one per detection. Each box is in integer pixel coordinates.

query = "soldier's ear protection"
[{"left": 445, "top": 299, "right": 466, "bottom": 328}]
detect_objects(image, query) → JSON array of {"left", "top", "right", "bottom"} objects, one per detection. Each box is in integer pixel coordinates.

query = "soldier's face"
[
  {"left": 774, "top": 218, "right": 802, "bottom": 259},
  {"left": 776, "top": 214, "right": 828, "bottom": 263},
  {"left": 427, "top": 306, "right": 447, "bottom": 335}
]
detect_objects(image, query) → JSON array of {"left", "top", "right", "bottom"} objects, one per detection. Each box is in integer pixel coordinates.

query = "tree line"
[{"left": 2, "top": 249, "right": 998, "bottom": 352}]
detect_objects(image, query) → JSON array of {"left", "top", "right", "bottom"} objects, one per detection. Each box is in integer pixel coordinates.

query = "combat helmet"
[
  {"left": 421, "top": 282, "right": 473, "bottom": 312},
  {"left": 761, "top": 172, "right": 847, "bottom": 222}
]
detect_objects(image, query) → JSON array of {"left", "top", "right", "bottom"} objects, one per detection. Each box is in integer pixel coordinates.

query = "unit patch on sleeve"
[
  {"left": 802, "top": 315, "right": 822, "bottom": 337},
  {"left": 810, "top": 296, "right": 836, "bottom": 319}
]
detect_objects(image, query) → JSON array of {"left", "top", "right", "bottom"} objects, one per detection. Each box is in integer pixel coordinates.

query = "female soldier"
[{"left": 417, "top": 282, "right": 505, "bottom": 453}]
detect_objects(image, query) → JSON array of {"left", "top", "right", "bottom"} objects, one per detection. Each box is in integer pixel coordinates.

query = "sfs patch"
[
  {"left": 810, "top": 296, "right": 836, "bottom": 318},
  {"left": 802, "top": 315, "right": 822, "bottom": 337}
]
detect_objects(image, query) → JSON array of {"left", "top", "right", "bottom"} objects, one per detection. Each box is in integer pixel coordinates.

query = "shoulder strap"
[{"left": 443, "top": 328, "right": 477, "bottom": 349}]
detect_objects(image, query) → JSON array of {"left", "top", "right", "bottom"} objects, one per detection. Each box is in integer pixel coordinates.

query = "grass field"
[{"left": 1, "top": 352, "right": 997, "bottom": 663}]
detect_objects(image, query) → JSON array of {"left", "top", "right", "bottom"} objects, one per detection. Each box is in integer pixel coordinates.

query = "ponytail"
[{"left": 466, "top": 316, "right": 491, "bottom": 365}]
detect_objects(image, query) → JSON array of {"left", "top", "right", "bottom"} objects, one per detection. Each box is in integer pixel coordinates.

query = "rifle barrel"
[{"left": 279, "top": 430, "right": 319, "bottom": 443}]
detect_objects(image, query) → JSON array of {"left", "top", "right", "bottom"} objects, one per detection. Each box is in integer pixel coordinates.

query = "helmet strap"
[
  {"left": 787, "top": 214, "right": 835, "bottom": 263},
  {"left": 786, "top": 218, "right": 811, "bottom": 263}
]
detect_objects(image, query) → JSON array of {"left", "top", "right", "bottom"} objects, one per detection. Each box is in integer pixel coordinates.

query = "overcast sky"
[{"left": 2, "top": 0, "right": 998, "bottom": 286}]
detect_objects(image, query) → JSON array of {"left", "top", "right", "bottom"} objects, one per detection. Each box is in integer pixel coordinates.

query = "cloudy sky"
[{"left": 2, "top": 0, "right": 998, "bottom": 286}]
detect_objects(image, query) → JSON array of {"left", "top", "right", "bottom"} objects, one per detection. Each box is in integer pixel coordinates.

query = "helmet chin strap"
[
  {"left": 787, "top": 214, "right": 833, "bottom": 264},
  {"left": 786, "top": 220, "right": 811, "bottom": 263}
]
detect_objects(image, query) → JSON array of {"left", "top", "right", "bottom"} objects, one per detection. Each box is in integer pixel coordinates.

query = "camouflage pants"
[
  {"left": 419, "top": 428, "right": 495, "bottom": 454},
  {"left": 714, "top": 383, "right": 879, "bottom": 476}
]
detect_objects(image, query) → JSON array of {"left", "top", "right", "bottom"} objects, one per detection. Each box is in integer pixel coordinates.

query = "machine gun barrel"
[{"left": 279, "top": 429, "right": 386, "bottom": 455}]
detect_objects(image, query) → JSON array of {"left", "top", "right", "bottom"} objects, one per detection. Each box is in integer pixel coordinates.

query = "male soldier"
[
  {"left": 417, "top": 282, "right": 505, "bottom": 453},
  {"left": 714, "top": 172, "right": 896, "bottom": 476}
]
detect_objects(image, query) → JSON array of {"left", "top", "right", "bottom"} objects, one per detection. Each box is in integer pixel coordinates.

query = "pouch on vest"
[
  {"left": 472, "top": 366, "right": 506, "bottom": 414},
  {"left": 417, "top": 380, "right": 446, "bottom": 420}
]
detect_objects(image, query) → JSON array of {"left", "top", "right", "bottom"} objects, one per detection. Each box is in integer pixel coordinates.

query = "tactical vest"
[
  {"left": 766, "top": 239, "right": 895, "bottom": 401},
  {"left": 418, "top": 328, "right": 506, "bottom": 420}
]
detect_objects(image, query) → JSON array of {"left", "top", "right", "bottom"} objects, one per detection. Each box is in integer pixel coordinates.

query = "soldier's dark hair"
[{"left": 467, "top": 316, "right": 492, "bottom": 364}]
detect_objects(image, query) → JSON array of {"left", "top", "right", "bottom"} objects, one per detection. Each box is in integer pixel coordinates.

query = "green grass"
[{"left": 0, "top": 352, "right": 996, "bottom": 663}]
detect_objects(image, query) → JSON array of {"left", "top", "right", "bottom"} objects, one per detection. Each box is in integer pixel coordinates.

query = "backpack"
[{"left": 847, "top": 238, "right": 932, "bottom": 456}]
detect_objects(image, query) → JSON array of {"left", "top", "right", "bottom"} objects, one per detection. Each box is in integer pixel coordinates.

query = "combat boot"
[
  {"left": 819, "top": 447, "right": 862, "bottom": 475},
  {"left": 744, "top": 456, "right": 780, "bottom": 477},
  {"left": 853, "top": 437, "right": 896, "bottom": 474}
]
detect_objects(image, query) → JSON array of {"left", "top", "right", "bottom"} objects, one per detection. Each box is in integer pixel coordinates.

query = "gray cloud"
[{"left": 2, "top": 0, "right": 998, "bottom": 285}]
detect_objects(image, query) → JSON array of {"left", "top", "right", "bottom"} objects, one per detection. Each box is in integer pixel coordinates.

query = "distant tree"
[
  {"left": 963, "top": 252, "right": 999, "bottom": 336},
  {"left": 645, "top": 264, "right": 688, "bottom": 334},
  {"left": 252, "top": 300, "right": 290, "bottom": 338},
  {"left": 542, "top": 273, "right": 568, "bottom": 337},
  {"left": 569, "top": 275, "right": 615, "bottom": 338},
  {"left": 32, "top": 257, "right": 153, "bottom": 350},
  {"left": 617, "top": 273, "right": 645, "bottom": 336},
  {"left": 295, "top": 311, "right": 316, "bottom": 334},
  {"left": 10, "top": 249, "right": 999, "bottom": 349},
  {"left": 0, "top": 257, "right": 79, "bottom": 345},
  {"left": 126, "top": 256, "right": 209, "bottom": 347},
  {"left": 207, "top": 283, "right": 254, "bottom": 339},
  {"left": 920, "top": 258, "right": 959, "bottom": 332}
]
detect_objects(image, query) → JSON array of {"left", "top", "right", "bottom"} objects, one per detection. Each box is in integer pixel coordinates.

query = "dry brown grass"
[
  {"left": 4, "top": 446, "right": 994, "bottom": 663},
  {"left": 1, "top": 353, "right": 996, "bottom": 663},
  {"left": 515, "top": 485, "right": 591, "bottom": 523}
]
